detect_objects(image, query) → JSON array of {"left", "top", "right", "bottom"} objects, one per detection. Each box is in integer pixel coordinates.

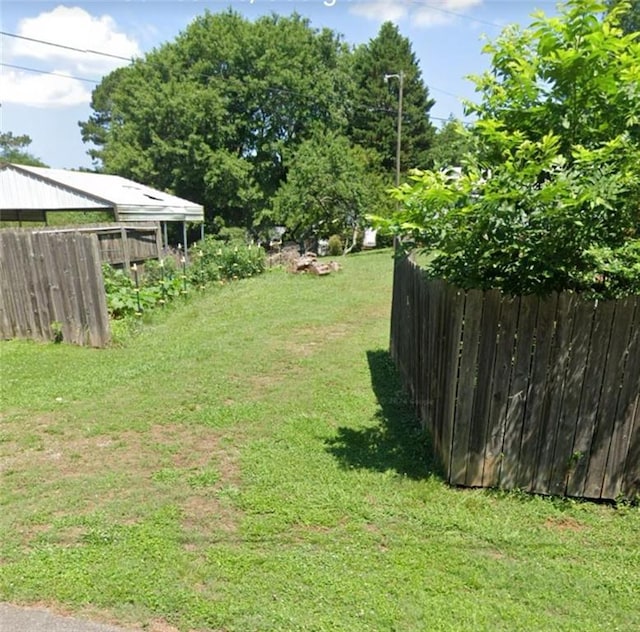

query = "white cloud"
[
  {"left": 0, "top": 69, "right": 92, "bottom": 108},
  {"left": 4, "top": 5, "right": 141, "bottom": 107},
  {"left": 350, "top": 0, "right": 484, "bottom": 27},
  {"left": 350, "top": 0, "right": 409, "bottom": 23}
]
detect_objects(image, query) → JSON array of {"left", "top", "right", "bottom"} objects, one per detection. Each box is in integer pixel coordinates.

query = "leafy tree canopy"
[
  {"left": 606, "top": 0, "right": 640, "bottom": 33},
  {"left": 0, "top": 132, "right": 47, "bottom": 167},
  {"left": 375, "top": 0, "right": 640, "bottom": 298},
  {"left": 266, "top": 132, "right": 390, "bottom": 244},
  {"left": 80, "top": 10, "right": 353, "bottom": 230},
  {"left": 424, "top": 116, "right": 474, "bottom": 169}
]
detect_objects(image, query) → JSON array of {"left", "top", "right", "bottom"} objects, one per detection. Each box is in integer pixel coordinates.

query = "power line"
[
  {"left": 0, "top": 31, "right": 134, "bottom": 62},
  {"left": 0, "top": 0, "right": 559, "bottom": 66},
  {"left": 0, "top": 62, "right": 100, "bottom": 84},
  {"left": 2, "top": 61, "right": 471, "bottom": 123},
  {"left": 405, "top": 0, "right": 505, "bottom": 28}
]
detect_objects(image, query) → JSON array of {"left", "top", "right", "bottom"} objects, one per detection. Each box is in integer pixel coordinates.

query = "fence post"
[{"left": 120, "top": 225, "right": 131, "bottom": 274}]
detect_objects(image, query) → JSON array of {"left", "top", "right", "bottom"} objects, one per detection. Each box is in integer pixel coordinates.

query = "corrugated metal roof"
[
  {"left": 0, "top": 163, "right": 204, "bottom": 223},
  {"left": 0, "top": 165, "right": 112, "bottom": 212}
]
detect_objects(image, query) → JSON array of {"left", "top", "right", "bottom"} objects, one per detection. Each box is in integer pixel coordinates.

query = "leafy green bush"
[
  {"left": 189, "top": 237, "right": 265, "bottom": 282},
  {"left": 102, "top": 240, "right": 266, "bottom": 321},
  {"left": 374, "top": 0, "right": 640, "bottom": 299},
  {"left": 327, "top": 234, "right": 343, "bottom": 256},
  {"left": 102, "top": 265, "right": 160, "bottom": 319},
  {"left": 143, "top": 258, "right": 187, "bottom": 304}
]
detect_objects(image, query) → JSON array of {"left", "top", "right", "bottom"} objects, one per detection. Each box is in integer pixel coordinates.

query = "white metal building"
[{"left": 0, "top": 163, "right": 204, "bottom": 247}]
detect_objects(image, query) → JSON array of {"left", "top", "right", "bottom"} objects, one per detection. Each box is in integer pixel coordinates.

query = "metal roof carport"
[{"left": 0, "top": 162, "right": 204, "bottom": 250}]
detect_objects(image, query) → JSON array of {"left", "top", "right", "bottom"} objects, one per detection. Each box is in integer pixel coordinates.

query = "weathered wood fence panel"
[
  {"left": 0, "top": 231, "right": 110, "bottom": 346},
  {"left": 3, "top": 223, "right": 162, "bottom": 268},
  {"left": 390, "top": 256, "right": 640, "bottom": 501}
]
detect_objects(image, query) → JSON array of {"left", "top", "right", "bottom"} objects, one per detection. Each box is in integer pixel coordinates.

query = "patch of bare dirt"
[
  {"left": 544, "top": 516, "right": 585, "bottom": 532},
  {"left": 180, "top": 492, "right": 239, "bottom": 541},
  {"left": 283, "top": 323, "right": 351, "bottom": 358},
  {"left": 5, "top": 422, "right": 245, "bottom": 549}
]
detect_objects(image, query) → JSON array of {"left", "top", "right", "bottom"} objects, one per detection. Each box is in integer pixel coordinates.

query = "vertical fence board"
[
  {"left": 27, "top": 232, "right": 52, "bottom": 340},
  {"left": 466, "top": 290, "right": 501, "bottom": 487},
  {"left": 5, "top": 233, "right": 24, "bottom": 338},
  {"left": 37, "top": 232, "right": 67, "bottom": 338},
  {"left": 0, "top": 233, "right": 19, "bottom": 338},
  {"left": 431, "top": 279, "right": 447, "bottom": 455},
  {"left": 584, "top": 299, "right": 636, "bottom": 499},
  {"left": 547, "top": 299, "right": 595, "bottom": 496},
  {"left": 21, "top": 233, "right": 39, "bottom": 338},
  {"left": 499, "top": 296, "right": 538, "bottom": 488},
  {"left": 440, "top": 285, "right": 465, "bottom": 480},
  {"left": 389, "top": 258, "right": 402, "bottom": 364},
  {"left": 483, "top": 294, "right": 520, "bottom": 488},
  {"left": 77, "top": 234, "right": 97, "bottom": 345},
  {"left": 400, "top": 259, "right": 413, "bottom": 391},
  {"left": 415, "top": 269, "right": 427, "bottom": 431},
  {"left": 407, "top": 263, "right": 417, "bottom": 402},
  {"left": 602, "top": 297, "right": 640, "bottom": 499},
  {"left": 437, "top": 282, "right": 453, "bottom": 447},
  {"left": 531, "top": 292, "right": 577, "bottom": 494},
  {"left": 3, "top": 232, "right": 30, "bottom": 339},
  {"left": 566, "top": 302, "right": 616, "bottom": 498},
  {"left": 0, "top": 236, "right": 12, "bottom": 338},
  {"left": 424, "top": 274, "right": 437, "bottom": 436},
  {"left": 449, "top": 290, "right": 483, "bottom": 485},
  {"left": 516, "top": 294, "right": 559, "bottom": 491},
  {"left": 87, "top": 234, "right": 111, "bottom": 347},
  {"left": 82, "top": 233, "right": 102, "bottom": 344},
  {"left": 65, "top": 234, "right": 86, "bottom": 344}
]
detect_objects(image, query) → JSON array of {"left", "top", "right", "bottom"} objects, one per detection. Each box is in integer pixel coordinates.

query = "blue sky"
[{"left": 1, "top": 1, "right": 560, "bottom": 169}]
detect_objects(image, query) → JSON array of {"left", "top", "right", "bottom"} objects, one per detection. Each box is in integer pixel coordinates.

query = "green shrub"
[
  {"left": 101, "top": 240, "right": 266, "bottom": 322},
  {"left": 102, "top": 265, "right": 159, "bottom": 319},
  {"left": 374, "top": 0, "right": 640, "bottom": 299},
  {"left": 189, "top": 237, "right": 265, "bottom": 283},
  {"left": 327, "top": 234, "right": 343, "bottom": 256}
]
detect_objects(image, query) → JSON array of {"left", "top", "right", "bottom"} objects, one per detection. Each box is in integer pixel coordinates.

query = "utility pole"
[
  {"left": 384, "top": 71, "right": 404, "bottom": 251},
  {"left": 384, "top": 70, "right": 404, "bottom": 186}
]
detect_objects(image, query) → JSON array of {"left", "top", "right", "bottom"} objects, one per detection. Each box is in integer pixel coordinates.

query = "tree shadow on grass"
[{"left": 325, "top": 349, "right": 442, "bottom": 480}]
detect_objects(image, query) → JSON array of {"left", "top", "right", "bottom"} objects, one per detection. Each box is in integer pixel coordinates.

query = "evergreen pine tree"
[{"left": 347, "top": 22, "right": 436, "bottom": 180}]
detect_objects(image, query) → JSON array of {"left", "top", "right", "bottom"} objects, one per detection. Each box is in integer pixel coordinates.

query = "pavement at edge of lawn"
[{"left": 0, "top": 603, "right": 134, "bottom": 632}]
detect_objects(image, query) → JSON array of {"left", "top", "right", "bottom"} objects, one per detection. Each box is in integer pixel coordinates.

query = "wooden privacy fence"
[
  {"left": 390, "top": 256, "right": 640, "bottom": 501},
  {"left": 0, "top": 230, "right": 110, "bottom": 346},
  {"left": 21, "top": 223, "right": 163, "bottom": 269}
]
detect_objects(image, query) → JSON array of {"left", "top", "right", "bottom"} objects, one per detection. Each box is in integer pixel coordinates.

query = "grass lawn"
[{"left": 1, "top": 250, "right": 638, "bottom": 631}]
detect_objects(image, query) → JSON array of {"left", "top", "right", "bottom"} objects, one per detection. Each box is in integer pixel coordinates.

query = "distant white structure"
[{"left": 363, "top": 227, "right": 377, "bottom": 248}]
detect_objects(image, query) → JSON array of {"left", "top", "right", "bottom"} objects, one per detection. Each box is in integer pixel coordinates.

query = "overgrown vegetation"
[
  {"left": 103, "top": 238, "right": 265, "bottom": 319},
  {"left": 376, "top": 0, "right": 640, "bottom": 298},
  {"left": 1, "top": 251, "right": 638, "bottom": 631}
]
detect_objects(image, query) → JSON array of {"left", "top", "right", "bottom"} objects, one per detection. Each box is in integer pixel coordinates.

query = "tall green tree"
[
  {"left": 267, "top": 132, "right": 389, "bottom": 244},
  {"left": 79, "top": 10, "right": 353, "bottom": 230},
  {"left": 0, "top": 132, "right": 46, "bottom": 166},
  {"left": 606, "top": 0, "right": 639, "bottom": 33},
  {"left": 425, "top": 117, "right": 474, "bottom": 169},
  {"left": 376, "top": 0, "right": 640, "bottom": 298},
  {"left": 347, "top": 22, "right": 436, "bottom": 180}
]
